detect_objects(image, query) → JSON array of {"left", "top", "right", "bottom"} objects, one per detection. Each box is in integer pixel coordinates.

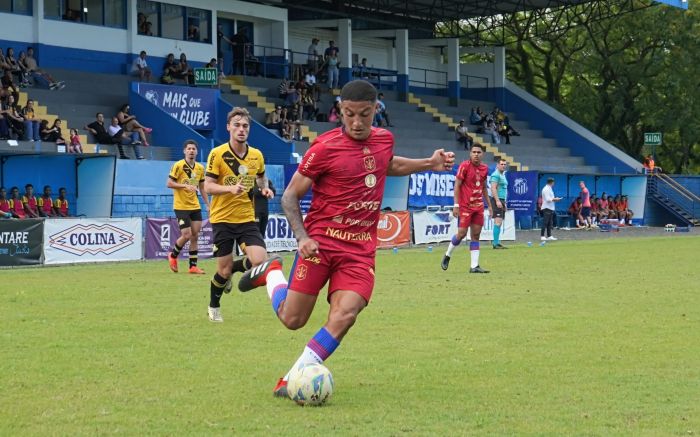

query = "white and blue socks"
[
  {"left": 470, "top": 241, "right": 480, "bottom": 268},
  {"left": 445, "top": 234, "right": 462, "bottom": 257},
  {"left": 284, "top": 327, "right": 340, "bottom": 381}
]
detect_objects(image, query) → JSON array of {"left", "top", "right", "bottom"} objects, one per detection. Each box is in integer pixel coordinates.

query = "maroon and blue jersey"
[
  {"left": 298, "top": 126, "right": 394, "bottom": 256},
  {"left": 456, "top": 160, "right": 488, "bottom": 210}
]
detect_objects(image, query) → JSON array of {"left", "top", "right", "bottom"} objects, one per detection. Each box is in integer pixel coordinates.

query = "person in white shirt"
[
  {"left": 131, "top": 51, "right": 152, "bottom": 82},
  {"left": 304, "top": 69, "right": 319, "bottom": 101},
  {"left": 540, "top": 177, "right": 562, "bottom": 241}
]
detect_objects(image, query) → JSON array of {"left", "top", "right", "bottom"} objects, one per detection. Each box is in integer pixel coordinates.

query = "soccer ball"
[{"left": 287, "top": 363, "right": 334, "bottom": 406}]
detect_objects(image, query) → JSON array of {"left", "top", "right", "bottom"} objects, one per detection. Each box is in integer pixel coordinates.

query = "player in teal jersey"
[{"left": 489, "top": 159, "right": 508, "bottom": 249}]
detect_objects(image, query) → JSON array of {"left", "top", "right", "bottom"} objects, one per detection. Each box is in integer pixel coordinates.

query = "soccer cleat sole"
[{"left": 238, "top": 256, "right": 283, "bottom": 292}]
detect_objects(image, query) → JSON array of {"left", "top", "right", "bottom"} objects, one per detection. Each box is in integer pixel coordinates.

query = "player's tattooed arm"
[
  {"left": 256, "top": 174, "right": 274, "bottom": 199},
  {"left": 282, "top": 171, "right": 319, "bottom": 257}
]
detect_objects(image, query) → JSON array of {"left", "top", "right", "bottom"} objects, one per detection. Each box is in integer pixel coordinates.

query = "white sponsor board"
[
  {"left": 264, "top": 214, "right": 299, "bottom": 252},
  {"left": 44, "top": 218, "right": 143, "bottom": 264},
  {"left": 412, "top": 210, "right": 515, "bottom": 245}
]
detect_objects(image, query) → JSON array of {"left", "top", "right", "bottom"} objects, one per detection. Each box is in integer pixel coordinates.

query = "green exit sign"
[
  {"left": 194, "top": 68, "right": 218, "bottom": 86},
  {"left": 644, "top": 132, "right": 662, "bottom": 146}
]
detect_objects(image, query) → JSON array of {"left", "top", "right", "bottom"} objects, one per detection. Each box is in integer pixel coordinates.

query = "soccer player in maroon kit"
[
  {"left": 237, "top": 80, "right": 455, "bottom": 398},
  {"left": 441, "top": 143, "right": 493, "bottom": 273}
]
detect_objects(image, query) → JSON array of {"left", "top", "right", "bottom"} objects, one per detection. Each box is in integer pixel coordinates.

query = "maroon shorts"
[
  {"left": 288, "top": 249, "right": 375, "bottom": 303},
  {"left": 458, "top": 208, "right": 484, "bottom": 228}
]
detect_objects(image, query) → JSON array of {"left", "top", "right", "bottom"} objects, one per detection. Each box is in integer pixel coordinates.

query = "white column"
[
  {"left": 338, "top": 18, "right": 352, "bottom": 68},
  {"left": 395, "top": 29, "right": 409, "bottom": 75},
  {"left": 494, "top": 46, "right": 506, "bottom": 88},
  {"left": 447, "top": 38, "right": 460, "bottom": 83}
]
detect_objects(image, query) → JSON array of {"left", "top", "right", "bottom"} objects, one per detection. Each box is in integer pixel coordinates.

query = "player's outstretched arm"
[
  {"left": 387, "top": 149, "right": 455, "bottom": 176},
  {"left": 282, "top": 171, "right": 319, "bottom": 258}
]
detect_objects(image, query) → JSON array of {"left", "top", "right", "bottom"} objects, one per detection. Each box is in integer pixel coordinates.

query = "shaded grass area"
[{"left": 1, "top": 236, "right": 699, "bottom": 435}]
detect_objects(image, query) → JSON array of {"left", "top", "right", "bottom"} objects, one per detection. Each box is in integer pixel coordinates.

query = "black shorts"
[
  {"left": 491, "top": 198, "right": 506, "bottom": 219},
  {"left": 581, "top": 207, "right": 591, "bottom": 218},
  {"left": 174, "top": 209, "right": 203, "bottom": 229},
  {"left": 212, "top": 221, "right": 265, "bottom": 257}
]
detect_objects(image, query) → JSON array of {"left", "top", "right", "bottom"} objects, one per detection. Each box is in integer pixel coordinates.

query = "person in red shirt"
[
  {"left": 53, "top": 187, "right": 69, "bottom": 217},
  {"left": 579, "top": 181, "right": 592, "bottom": 228},
  {"left": 0, "top": 187, "right": 13, "bottom": 218},
  {"left": 236, "top": 80, "right": 455, "bottom": 398},
  {"left": 22, "top": 183, "right": 39, "bottom": 218},
  {"left": 8, "top": 186, "right": 25, "bottom": 218},
  {"left": 568, "top": 197, "right": 583, "bottom": 227},
  {"left": 441, "top": 143, "right": 493, "bottom": 273},
  {"left": 37, "top": 185, "right": 55, "bottom": 217}
]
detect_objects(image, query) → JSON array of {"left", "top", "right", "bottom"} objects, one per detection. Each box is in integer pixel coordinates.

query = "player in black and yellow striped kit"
[
  {"left": 167, "top": 140, "right": 211, "bottom": 274},
  {"left": 203, "top": 107, "right": 275, "bottom": 322}
]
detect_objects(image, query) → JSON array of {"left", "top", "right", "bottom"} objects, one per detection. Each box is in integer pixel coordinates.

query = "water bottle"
[
  {"left": 392, "top": 247, "right": 398, "bottom": 254},
  {"left": 427, "top": 245, "right": 433, "bottom": 252},
  {"left": 527, "top": 241, "right": 532, "bottom": 247},
  {"left": 539, "top": 241, "right": 546, "bottom": 247}
]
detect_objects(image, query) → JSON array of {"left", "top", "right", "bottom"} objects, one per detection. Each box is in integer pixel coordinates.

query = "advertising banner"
[
  {"left": 284, "top": 164, "right": 312, "bottom": 213},
  {"left": 144, "top": 218, "right": 214, "bottom": 259},
  {"left": 376, "top": 211, "right": 411, "bottom": 248},
  {"left": 137, "top": 83, "right": 216, "bottom": 130},
  {"left": 412, "top": 210, "right": 515, "bottom": 244},
  {"left": 44, "top": 218, "right": 142, "bottom": 264},
  {"left": 0, "top": 219, "right": 44, "bottom": 266},
  {"left": 264, "top": 214, "right": 299, "bottom": 252},
  {"left": 408, "top": 169, "right": 457, "bottom": 208},
  {"left": 506, "top": 171, "right": 538, "bottom": 219}
]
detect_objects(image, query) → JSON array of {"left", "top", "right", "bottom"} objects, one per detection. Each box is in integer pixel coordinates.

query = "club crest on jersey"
[
  {"left": 365, "top": 174, "right": 377, "bottom": 188},
  {"left": 238, "top": 164, "right": 249, "bottom": 175},
  {"left": 364, "top": 156, "right": 376, "bottom": 171},
  {"left": 295, "top": 264, "right": 307, "bottom": 280}
]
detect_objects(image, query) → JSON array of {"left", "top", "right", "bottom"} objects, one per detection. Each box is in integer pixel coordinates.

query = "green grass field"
[{"left": 2, "top": 236, "right": 699, "bottom": 435}]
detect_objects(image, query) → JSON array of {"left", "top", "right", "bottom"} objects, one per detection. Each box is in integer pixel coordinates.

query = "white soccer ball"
[{"left": 287, "top": 363, "right": 334, "bottom": 406}]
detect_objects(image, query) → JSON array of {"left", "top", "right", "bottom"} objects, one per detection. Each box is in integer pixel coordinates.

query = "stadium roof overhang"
[{"left": 246, "top": 0, "right": 671, "bottom": 44}]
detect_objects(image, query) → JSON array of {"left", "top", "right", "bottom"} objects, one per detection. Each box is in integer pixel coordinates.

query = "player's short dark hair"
[
  {"left": 25, "top": 183, "right": 33, "bottom": 189},
  {"left": 227, "top": 107, "right": 251, "bottom": 124},
  {"left": 470, "top": 142, "right": 485, "bottom": 152},
  {"left": 547, "top": 177, "right": 555, "bottom": 184},
  {"left": 340, "top": 80, "right": 377, "bottom": 103},
  {"left": 183, "top": 139, "right": 198, "bottom": 149},
  {"left": 43, "top": 185, "right": 50, "bottom": 191}
]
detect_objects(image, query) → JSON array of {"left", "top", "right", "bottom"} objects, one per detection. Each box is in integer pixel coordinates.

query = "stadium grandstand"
[{"left": 0, "top": 0, "right": 697, "bottom": 266}]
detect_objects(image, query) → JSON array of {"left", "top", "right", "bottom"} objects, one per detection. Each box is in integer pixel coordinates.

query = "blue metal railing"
[
  {"left": 460, "top": 73, "right": 489, "bottom": 89},
  {"left": 409, "top": 67, "right": 447, "bottom": 89}
]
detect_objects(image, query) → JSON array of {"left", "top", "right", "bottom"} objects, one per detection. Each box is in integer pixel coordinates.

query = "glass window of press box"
[
  {"left": 44, "top": 0, "right": 126, "bottom": 28},
  {"left": 137, "top": 0, "right": 211, "bottom": 43},
  {"left": 0, "top": 0, "right": 32, "bottom": 15}
]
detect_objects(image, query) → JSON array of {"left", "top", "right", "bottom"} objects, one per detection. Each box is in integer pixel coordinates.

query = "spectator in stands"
[
  {"left": 1, "top": 69, "right": 20, "bottom": 104},
  {"left": 324, "top": 40, "right": 340, "bottom": 60},
  {"left": 187, "top": 24, "right": 200, "bottom": 42},
  {"left": 86, "top": 113, "right": 126, "bottom": 159},
  {"left": 284, "top": 85, "right": 301, "bottom": 120},
  {"left": 540, "top": 178, "right": 562, "bottom": 240},
  {"left": 8, "top": 186, "right": 25, "bottom": 218},
  {"left": 280, "top": 118, "right": 292, "bottom": 140},
  {"left": 174, "top": 53, "right": 194, "bottom": 85},
  {"left": 53, "top": 187, "right": 69, "bottom": 217},
  {"left": 21, "top": 99, "right": 41, "bottom": 141},
  {"left": 38, "top": 185, "right": 55, "bottom": 217},
  {"left": 598, "top": 192, "right": 609, "bottom": 220},
  {"left": 302, "top": 89, "right": 318, "bottom": 121},
  {"left": 497, "top": 120, "right": 519, "bottom": 144},
  {"left": 0, "top": 187, "right": 12, "bottom": 218},
  {"left": 375, "top": 93, "right": 392, "bottom": 127},
  {"left": 161, "top": 53, "right": 177, "bottom": 84},
  {"left": 117, "top": 104, "right": 151, "bottom": 146},
  {"left": 216, "top": 24, "right": 234, "bottom": 61},
  {"left": 643, "top": 154, "right": 661, "bottom": 174},
  {"left": 469, "top": 107, "right": 482, "bottom": 125},
  {"left": 22, "top": 47, "right": 65, "bottom": 90},
  {"left": 589, "top": 195, "right": 600, "bottom": 226},
  {"left": 307, "top": 37, "right": 320, "bottom": 72},
  {"left": 137, "top": 13, "right": 147, "bottom": 35},
  {"left": 357, "top": 57, "right": 370, "bottom": 79},
  {"left": 68, "top": 129, "right": 83, "bottom": 154},
  {"left": 328, "top": 100, "right": 340, "bottom": 125},
  {"left": 131, "top": 50, "right": 152, "bottom": 82},
  {"left": 304, "top": 68, "right": 320, "bottom": 101},
  {"left": 483, "top": 117, "right": 500, "bottom": 144},
  {"left": 291, "top": 121, "right": 303, "bottom": 141},
  {"left": 22, "top": 183, "right": 39, "bottom": 218},
  {"left": 1, "top": 94, "right": 25, "bottom": 139},
  {"left": 266, "top": 106, "right": 283, "bottom": 134},
  {"left": 40, "top": 118, "right": 66, "bottom": 146},
  {"left": 568, "top": 197, "right": 584, "bottom": 228},
  {"left": 326, "top": 49, "right": 340, "bottom": 90},
  {"left": 253, "top": 178, "right": 276, "bottom": 236},
  {"left": 0, "top": 106, "right": 9, "bottom": 140},
  {"left": 455, "top": 119, "right": 473, "bottom": 149},
  {"left": 606, "top": 195, "right": 617, "bottom": 220},
  {"left": 109, "top": 116, "right": 143, "bottom": 159},
  {"left": 0, "top": 48, "right": 11, "bottom": 71},
  {"left": 143, "top": 21, "right": 154, "bottom": 37},
  {"left": 4, "top": 48, "right": 29, "bottom": 87},
  {"left": 231, "top": 28, "right": 249, "bottom": 75}
]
